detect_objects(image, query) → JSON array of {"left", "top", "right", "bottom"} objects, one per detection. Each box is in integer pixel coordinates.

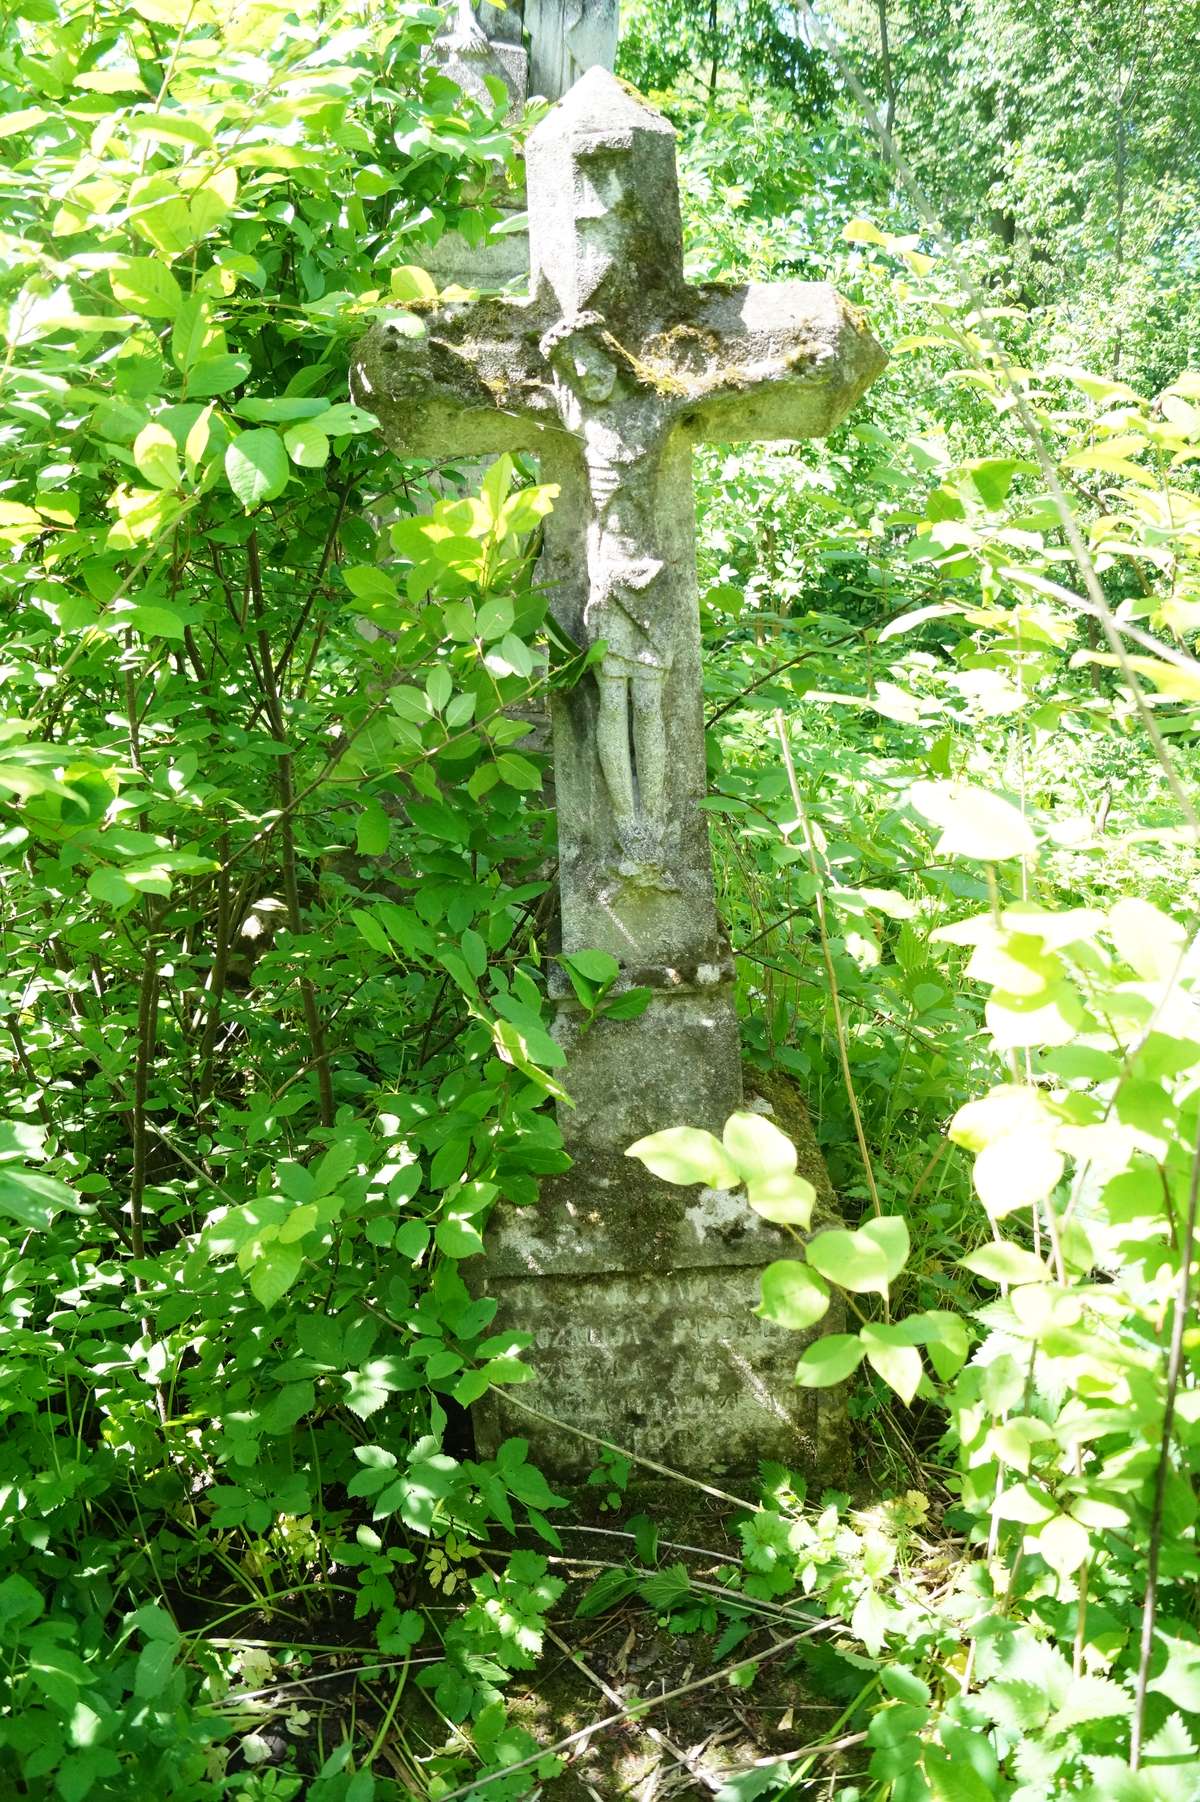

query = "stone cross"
[{"left": 354, "top": 69, "right": 885, "bottom": 1476}]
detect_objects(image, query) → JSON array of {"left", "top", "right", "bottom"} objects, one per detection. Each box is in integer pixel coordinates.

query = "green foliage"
[
  {"left": 4, "top": 0, "right": 1200, "bottom": 1795},
  {"left": 0, "top": 0, "right": 583, "bottom": 1793}
]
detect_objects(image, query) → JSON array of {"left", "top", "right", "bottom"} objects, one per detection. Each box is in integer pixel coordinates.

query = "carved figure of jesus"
[{"left": 353, "top": 67, "right": 885, "bottom": 966}]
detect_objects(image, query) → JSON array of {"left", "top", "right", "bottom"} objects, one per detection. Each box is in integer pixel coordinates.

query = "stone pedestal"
[{"left": 473, "top": 1056, "right": 848, "bottom": 1481}]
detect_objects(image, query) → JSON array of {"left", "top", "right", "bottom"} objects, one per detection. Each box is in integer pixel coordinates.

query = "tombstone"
[
  {"left": 353, "top": 68, "right": 886, "bottom": 1477},
  {"left": 425, "top": 0, "right": 619, "bottom": 290}
]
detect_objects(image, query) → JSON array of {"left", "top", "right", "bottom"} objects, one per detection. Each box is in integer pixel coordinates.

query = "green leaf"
[
  {"left": 860, "top": 1325, "right": 924, "bottom": 1405},
  {"left": 109, "top": 258, "right": 183, "bottom": 320},
  {"left": 625, "top": 1126, "right": 739, "bottom": 1189},
  {"left": 224, "top": 429, "right": 289, "bottom": 509},
  {"left": 284, "top": 419, "right": 331, "bottom": 467},
  {"left": 88, "top": 866, "right": 136, "bottom": 907},
  {"left": 805, "top": 1217, "right": 909, "bottom": 1297},
  {"left": 962, "top": 1243, "right": 1052, "bottom": 1286},
  {"left": 923, "top": 1748, "right": 995, "bottom": 1802},
  {"left": 477, "top": 595, "right": 515, "bottom": 640},
  {"left": 133, "top": 423, "right": 180, "bottom": 490},
  {"left": 745, "top": 1173, "right": 816, "bottom": 1227},
  {"left": 389, "top": 266, "right": 438, "bottom": 303},
  {"left": 355, "top": 801, "right": 390, "bottom": 855},
  {"left": 722, "top": 1112, "right": 796, "bottom": 1185},
  {"left": 910, "top": 779, "right": 1036, "bottom": 861},
  {"left": 247, "top": 1241, "right": 303, "bottom": 1309},
  {"left": 134, "top": 1637, "right": 177, "bottom": 1699},
  {"left": 0, "top": 1166, "right": 86, "bottom": 1231},
  {"left": 1108, "top": 897, "right": 1186, "bottom": 981},
  {"left": 1032, "top": 1512, "right": 1091, "bottom": 1578},
  {"left": 559, "top": 949, "right": 619, "bottom": 986},
  {"left": 757, "top": 1260, "right": 830, "bottom": 1330},
  {"left": 320, "top": 403, "right": 378, "bottom": 435},
  {"left": 436, "top": 1217, "right": 486, "bottom": 1258},
  {"left": 794, "top": 1334, "right": 865, "bottom": 1388},
  {"left": 574, "top": 1567, "right": 640, "bottom": 1618}
]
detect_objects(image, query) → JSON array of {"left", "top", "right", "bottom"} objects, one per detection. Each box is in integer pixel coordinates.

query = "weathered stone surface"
[
  {"left": 472, "top": 1088, "right": 848, "bottom": 1479},
  {"left": 352, "top": 69, "right": 885, "bottom": 1479}
]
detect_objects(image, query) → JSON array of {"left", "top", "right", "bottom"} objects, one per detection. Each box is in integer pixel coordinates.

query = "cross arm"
[
  {"left": 351, "top": 300, "right": 553, "bottom": 460},
  {"left": 652, "top": 281, "right": 886, "bottom": 447}
]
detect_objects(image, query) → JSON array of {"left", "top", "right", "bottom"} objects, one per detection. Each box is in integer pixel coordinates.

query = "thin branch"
[
  {"left": 774, "top": 710, "right": 882, "bottom": 1219},
  {"left": 1130, "top": 1112, "right": 1200, "bottom": 1766}
]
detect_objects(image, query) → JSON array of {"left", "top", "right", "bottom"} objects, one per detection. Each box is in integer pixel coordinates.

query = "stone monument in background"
[
  {"left": 354, "top": 70, "right": 886, "bottom": 1477},
  {"left": 426, "top": 0, "right": 619, "bottom": 288}
]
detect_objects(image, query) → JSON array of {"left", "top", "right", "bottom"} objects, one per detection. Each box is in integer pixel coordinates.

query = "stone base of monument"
[
  {"left": 422, "top": 220, "right": 529, "bottom": 292},
  {"left": 472, "top": 1066, "right": 849, "bottom": 1482}
]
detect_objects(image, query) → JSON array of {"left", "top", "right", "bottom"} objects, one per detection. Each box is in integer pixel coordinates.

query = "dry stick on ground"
[
  {"left": 432, "top": 1624, "right": 826, "bottom": 1802},
  {"left": 476, "top": 1558, "right": 723, "bottom": 1797},
  {"left": 247, "top": 528, "right": 334, "bottom": 1127},
  {"left": 773, "top": 709, "right": 882, "bottom": 1222}
]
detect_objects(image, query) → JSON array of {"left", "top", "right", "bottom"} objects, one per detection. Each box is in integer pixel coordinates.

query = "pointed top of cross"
[
  {"left": 528, "top": 64, "right": 675, "bottom": 145},
  {"left": 526, "top": 66, "right": 684, "bottom": 321}
]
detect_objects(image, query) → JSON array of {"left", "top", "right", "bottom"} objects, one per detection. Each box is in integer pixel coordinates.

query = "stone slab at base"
[
  {"left": 472, "top": 1164, "right": 847, "bottom": 1481},
  {"left": 472, "top": 1022, "right": 848, "bottom": 1483}
]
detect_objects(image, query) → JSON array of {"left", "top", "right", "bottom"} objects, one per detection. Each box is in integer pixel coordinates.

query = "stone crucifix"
[{"left": 354, "top": 70, "right": 885, "bottom": 1474}]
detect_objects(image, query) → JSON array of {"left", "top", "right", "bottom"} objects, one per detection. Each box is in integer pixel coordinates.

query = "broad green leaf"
[
  {"left": 390, "top": 266, "right": 438, "bottom": 303},
  {"left": 842, "top": 218, "right": 888, "bottom": 245},
  {"left": 722, "top": 1112, "right": 796, "bottom": 1185},
  {"left": 436, "top": 1217, "right": 485, "bottom": 1258},
  {"left": 923, "top": 1749, "right": 995, "bottom": 1802},
  {"left": 951, "top": 1084, "right": 1054, "bottom": 1152},
  {"left": 1032, "top": 1512, "right": 1090, "bottom": 1578},
  {"left": 757, "top": 1260, "right": 829, "bottom": 1330},
  {"left": 133, "top": 423, "right": 180, "bottom": 491},
  {"left": 794, "top": 1334, "right": 865, "bottom": 1388},
  {"left": 805, "top": 1217, "right": 909, "bottom": 1297},
  {"left": 909, "top": 779, "right": 1035, "bottom": 861},
  {"left": 225, "top": 430, "right": 289, "bottom": 509},
  {"left": 247, "top": 1241, "right": 303, "bottom": 1309},
  {"left": 109, "top": 258, "right": 183, "bottom": 321},
  {"left": 0, "top": 1166, "right": 86, "bottom": 1231},
  {"left": 972, "top": 1130, "right": 1064, "bottom": 1217},
  {"left": 625, "top": 1127, "right": 739, "bottom": 1189},
  {"left": 962, "top": 1242, "right": 1052, "bottom": 1286},
  {"left": 88, "top": 867, "right": 136, "bottom": 907},
  {"left": 134, "top": 1638, "right": 176, "bottom": 1700},
  {"left": 188, "top": 354, "right": 250, "bottom": 398},
  {"left": 1108, "top": 897, "right": 1186, "bottom": 981},
  {"left": 559, "top": 949, "right": 619, "bottom": 985},
  {"left": 320, "top": 403, "right": 378, "bottom": 435},
  {"left": 746, "top": 1173, "right": 816, "bottom": 1228},
  {"left": 284, "top": 419, "right": 330, "bottom": 467},
  {"left": 477, "top": 595, "right": 515, "bottom": 640},
  {"left": 860, "top": 1325, "right": 923, "bottom": 1405}
]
